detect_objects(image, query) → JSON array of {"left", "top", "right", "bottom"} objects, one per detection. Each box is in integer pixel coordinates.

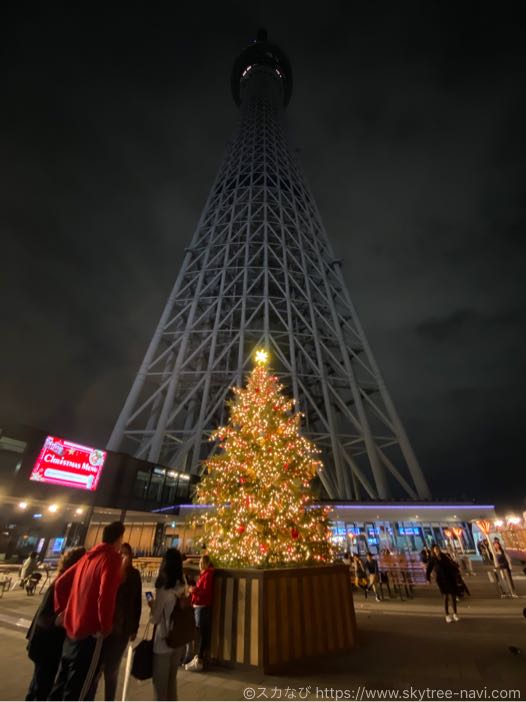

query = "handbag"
[
  {"left": 131, "top": 624, "right": 155, "bottom": 680},
  {"left": 165, "top": 595, "right": 198, "bottom": 649}
]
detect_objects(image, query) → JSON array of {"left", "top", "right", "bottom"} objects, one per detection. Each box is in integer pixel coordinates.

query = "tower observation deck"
[{"left": 108, "top": 30, "right": 431, "bottom": 500}]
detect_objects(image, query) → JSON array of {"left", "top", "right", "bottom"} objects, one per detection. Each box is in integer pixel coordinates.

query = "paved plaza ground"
[{"left": 0, "top": 568, "right": 525, "bottom": 701}]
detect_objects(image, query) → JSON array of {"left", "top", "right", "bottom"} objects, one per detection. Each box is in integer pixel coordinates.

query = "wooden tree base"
[{"left": 208, "top": 564, "right": 357, "bottom": 674}]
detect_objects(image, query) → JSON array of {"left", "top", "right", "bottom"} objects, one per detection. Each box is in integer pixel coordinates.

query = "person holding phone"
[{"left": 148, "top": 549, "right": 187, "bottom": 701}]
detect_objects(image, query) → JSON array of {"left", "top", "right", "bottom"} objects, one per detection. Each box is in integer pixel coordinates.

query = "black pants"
[
  {"left": 25, "top": 658, "right": 60, "bottom": 700},
  {"left": 195, "top": 606, "right": 211, "bottom": 659},
  {"left": 88, "top": 632, "right": 129, "bottom": 701},
  {"left": 443, "top": 592, "right": 457, "bottom": 615},
  {"left": 49, "top": 635, "right": 103, "bottom": 701}
]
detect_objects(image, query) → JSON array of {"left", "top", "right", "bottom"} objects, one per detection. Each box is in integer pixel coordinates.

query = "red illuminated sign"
[{"left": 30, "top": 436, "right": 106, "bottom": 491}]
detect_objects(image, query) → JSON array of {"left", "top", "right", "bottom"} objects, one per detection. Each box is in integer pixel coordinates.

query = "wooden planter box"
[{"left": 208, "top": 564, "right": 357, "bottom": 674}]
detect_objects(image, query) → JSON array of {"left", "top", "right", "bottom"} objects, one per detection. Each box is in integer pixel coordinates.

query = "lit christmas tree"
[{"left": 195, "top": 349, "right": 334, "bottom": 567}]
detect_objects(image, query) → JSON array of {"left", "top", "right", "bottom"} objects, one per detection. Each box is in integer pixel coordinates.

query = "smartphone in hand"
[{"left": 145, "top": 591, "right": 153, "bottom": 603}]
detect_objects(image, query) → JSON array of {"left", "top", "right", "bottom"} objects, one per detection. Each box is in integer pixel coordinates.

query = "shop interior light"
[
  {"left": 506, "top": 515, "right": 521, "bottom": 525},
  {"left": 33, "top": 513, "right": 42, "bottom": 519},
  {"left": 494, "top": 519, "right": 504, "bottom": 527},
  {"left": 18, "top": 501, "right": 28, "bottom": 510},
  {"left": 75, "top": 507, "right": 84, "bottom": 515},
  {"left": 48, "top": 503, "right": 59, "bottom": 513}
]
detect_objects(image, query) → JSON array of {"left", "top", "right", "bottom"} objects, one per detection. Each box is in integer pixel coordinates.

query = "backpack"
[{"left": 165, "top": 594, "right": 198, "bottom": 649}]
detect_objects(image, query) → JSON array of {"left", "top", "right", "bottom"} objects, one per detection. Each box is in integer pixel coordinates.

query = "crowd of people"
[
  {"left": 342, "top": 537, "right": 520, "bottom": 624},
  {"left": 24, "top": 522, "right": 215, "bottom": 701},
  {"left": 19, "top": 525, "right": 522, "bottom": 700},
  {"left": 342, "top": 551, "right": 382, "bottom": 601}
]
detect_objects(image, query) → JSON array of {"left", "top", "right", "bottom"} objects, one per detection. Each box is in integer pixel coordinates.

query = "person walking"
[
  {"left": 49, "top": 521, "right": 125, "bottom": 701},
  {"left": 352, "top": 554, "right": 367, "bottom": 594},
  {"left": 25, "top": 547, "right": 86, "bottom": 701},
  {"left": 149, "top": 548, "right": 187, "bottom": 701},
  {"left": 185, "top": 554, "right": 215, "bottom": 672},
  {"left": 426, "top": 544, "right": 461, "bottom": 623},
  {"left": 88, "top": 543, "right": 143, "bottom": 700},
  {"left": 493, "top": 539, "right": 518, "bottom": 598},
  {"left": 364, "top": 552, "right": 382, "bottom": 602}
]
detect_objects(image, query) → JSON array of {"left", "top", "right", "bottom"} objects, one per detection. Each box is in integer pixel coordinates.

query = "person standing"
[
  {"left": 88, "top": 543, "right": 143, "bottom": 700},
  {"left": 352, "top": 554, "right": 367, "bottom": 594},
  {"left": 185, "top": 555, "right": 215, "bottom": 672},
  {"left": 364, "top": 552, "right": 381, "bottom": 602},
  {"left": 25, "top": 547, "right": 86, "bottom": 701},
  {"left": 477, "top": 538, "right": 491, "bottom": 564},
  {"left": 426, "top": 544, "right": 461, "bottom": 623},
  {"left": 50, "top": 521, "right": 125, "bottom": 701},
  {"left": 419, "top": 546, "right": 432, "bottom": 565},
  {"left": 493, "top": 539, "right": 518, "bottom": 598},
  {"left": 21, "top": 552, "right": 40, "bottom": 581},
  {"left": 149, "top": 548, "right": 187, "bottom": 701}
]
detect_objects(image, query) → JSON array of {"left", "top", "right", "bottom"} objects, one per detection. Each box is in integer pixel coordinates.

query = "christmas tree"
[{"left": 194, "top": 349, "right": 334, "bottom": 568}]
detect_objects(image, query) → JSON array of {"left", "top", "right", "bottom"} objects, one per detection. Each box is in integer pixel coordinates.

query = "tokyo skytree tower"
[{"left": 108, "top": 30, "right": 431, "bottom": 501}]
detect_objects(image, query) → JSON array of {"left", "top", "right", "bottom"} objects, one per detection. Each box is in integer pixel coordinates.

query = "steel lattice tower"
[{"left": 108, "top": 31, "right": 431, "bottom": 501}]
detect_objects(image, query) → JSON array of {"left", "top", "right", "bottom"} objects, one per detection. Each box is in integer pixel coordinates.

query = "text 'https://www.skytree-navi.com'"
[{"left": 242, "top": 685, "right": 522, "bottom": 701}]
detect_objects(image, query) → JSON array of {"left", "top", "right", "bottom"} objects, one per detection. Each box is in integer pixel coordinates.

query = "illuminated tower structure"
[{"left": 108, "top": 31, "right": 431, "bottom": 500}]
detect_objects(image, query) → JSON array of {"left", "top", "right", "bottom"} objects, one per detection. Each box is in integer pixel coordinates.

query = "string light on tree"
[{"left": 194, "top": 350, "right": 334, "bottom": 567}]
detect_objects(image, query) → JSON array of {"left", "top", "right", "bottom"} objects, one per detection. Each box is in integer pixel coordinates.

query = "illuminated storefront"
[
  {"left": 326, "top": 503, "right": 496, "bottom": 554},
  {"left": 0, "top": 420, "right": 197, "bottom": 560}
]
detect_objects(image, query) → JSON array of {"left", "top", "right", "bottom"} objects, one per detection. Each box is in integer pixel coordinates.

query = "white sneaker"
[
  {"left": 511, "top": 593, "right": 519, "bottom": 598},
  {"left": 185, "top": 657, "right": 204, "bottom": 673},
  {"left": 452, "top": 614, "right": 460, "bottom": 622},
  {"left": 445, "top": 615, "right": 453, "bottom": 623}
]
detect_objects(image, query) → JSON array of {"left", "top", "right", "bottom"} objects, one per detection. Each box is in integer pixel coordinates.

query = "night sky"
[{"left": 2, "top": 3, "right": 525, "bottom": 510}]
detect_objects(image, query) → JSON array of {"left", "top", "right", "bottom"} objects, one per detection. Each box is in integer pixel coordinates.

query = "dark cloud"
[{"left": 1, "top": 2, "right": 525, "bottom": 509}]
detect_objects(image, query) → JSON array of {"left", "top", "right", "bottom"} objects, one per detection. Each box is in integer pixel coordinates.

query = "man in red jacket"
[
  {"left": 185, "top": 554, "right": 215, "bottom": 672},
  {"left": 49, "top": 521, "right": 125, "bottom": 701}
]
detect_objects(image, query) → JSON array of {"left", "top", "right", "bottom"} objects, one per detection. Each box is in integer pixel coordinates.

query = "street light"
[
  {"left": 18, "top": 501, "right": 28, "bottom": 510},
  {"left": 75, "top": 508, "right": 84, "bottom": 516},
  {"left": 48, "top": 503, "right": 59, "bottom": 513}
]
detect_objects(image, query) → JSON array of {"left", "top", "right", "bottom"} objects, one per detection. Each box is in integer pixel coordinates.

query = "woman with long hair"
[
  {"left": 25, "top": 547, "right": 86, "bottom": 700},
  {"left": 149, "top": 548, "right": 187, "bottom": 700},
  {"left": 426, "top": 544, "right": 461, "bottom": 622}
]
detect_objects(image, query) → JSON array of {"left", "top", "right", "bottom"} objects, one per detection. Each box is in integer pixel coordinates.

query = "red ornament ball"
[
  {"left": 237, "top": 524, "right": 246, "bottom": 535},
  {"left": 291, "top": 528, "right": 299, "bottom": 540},
  {"left": 259, "top": 543, "right": 269, "bottom": 553}
]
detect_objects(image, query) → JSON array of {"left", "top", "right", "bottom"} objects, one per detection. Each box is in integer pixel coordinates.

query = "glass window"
[
  {"left": 147, "top": 468, "right": 166, "bottom": 502},
  {"left": 134, "top": 470, "right": 151, "bottom": 500},
  {"left": 162, "top": 471, "right": 178, "bottom": 503}
]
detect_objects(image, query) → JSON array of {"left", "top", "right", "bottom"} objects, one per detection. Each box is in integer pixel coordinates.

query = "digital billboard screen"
[{"left": 30, "top": 436, "right": 106, "bottom": 491}]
